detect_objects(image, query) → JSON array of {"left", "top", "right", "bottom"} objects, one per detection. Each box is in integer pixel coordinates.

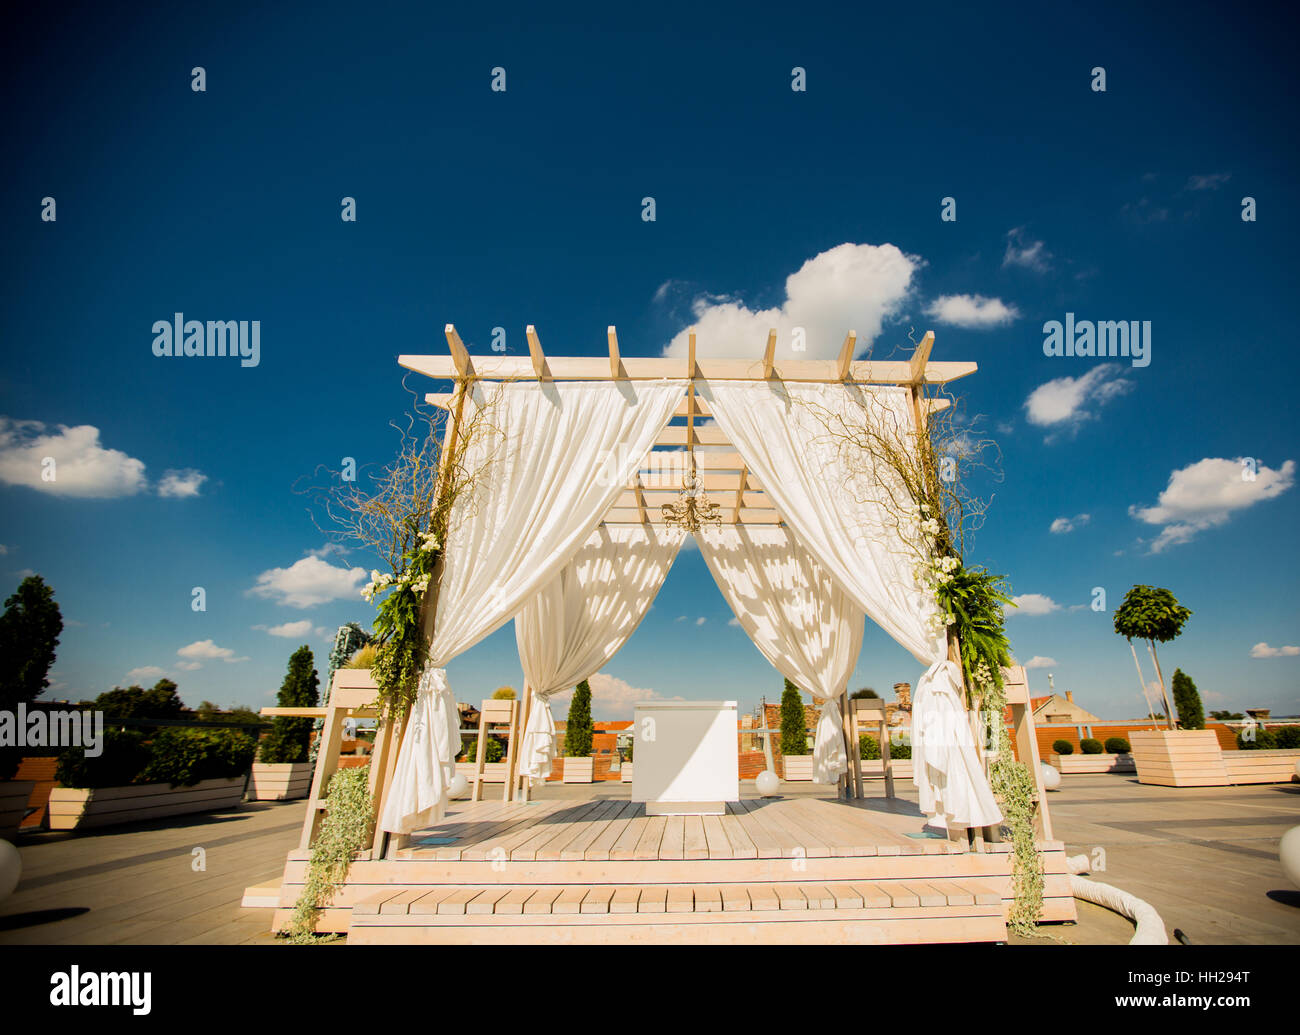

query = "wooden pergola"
[{"left": 406, "top": 324, "right": 964, "bottom": 528}]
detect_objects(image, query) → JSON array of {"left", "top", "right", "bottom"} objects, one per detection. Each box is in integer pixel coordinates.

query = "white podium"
[{"left": 631, "top": 701, "right": 739, "bottom": 816}]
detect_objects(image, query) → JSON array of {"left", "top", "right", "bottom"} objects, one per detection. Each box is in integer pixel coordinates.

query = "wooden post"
[{"left": 513, "top": 684, "right": 534, "bottom": 802}]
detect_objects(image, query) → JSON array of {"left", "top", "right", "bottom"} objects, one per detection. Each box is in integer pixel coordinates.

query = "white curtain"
[
  {"left": 701, "top": 380, "right": 1001, "bottom": 829},
  {"left": 380, "top": 379, "right": 687, "bottom": 833},
  {"left": 515, "top": 523, "right": 685, "bottom": 780},
  {"left": 698, "top": 525, "right": 864, "bottom": 784}
]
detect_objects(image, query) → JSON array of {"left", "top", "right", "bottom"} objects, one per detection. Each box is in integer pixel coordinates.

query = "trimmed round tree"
[
  {"left": 779, "top": 678, "right": 807, "bottom": 757},
  {"left": 1113, "top": 585, "right": 1191, "bottom": 730},
  {"left": 564, "top": 679, "right": 594, "bottom": 757},
  {"left": 1171, "top": 668, "right": 1205, "bottom": 730},
  {"left": 259, "top": 645, "right": 321, "bottom": 764},
  {"left": 0, "top": 575, "right": 63, "bottom": 779}
]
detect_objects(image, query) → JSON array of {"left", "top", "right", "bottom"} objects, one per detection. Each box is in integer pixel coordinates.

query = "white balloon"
[
  {"left": 755, "top": 770, "right": 780, "bottom": 796},
  {"left": 1039, "top": 762, "right": 1061, "bottom": 791},
  {"left": 0, "top": 839, "right": 21, "bottom": 902},
  {"left": 447, "top": 774, "right": 470, "bottom": 798},
  {"left": 1280, "top": 826, "right": 1300, "bottom": 890}
]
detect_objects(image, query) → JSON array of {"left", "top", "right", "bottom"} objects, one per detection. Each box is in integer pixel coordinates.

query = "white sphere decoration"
[
  {"left": 755, "top": 770, "right": 780, "bottom": 796},
  {"left": 1039, "top": 762, "right": 1061, "bottom": 791},
  {"left": 447, "top": 774, "right": 470, "bottom": 798},
  {"left": 1280, "top": 826, "right": 1300, "bottom": 890},
  {"left": 0, "top": 839, "right": 21, "bottom": 902}
]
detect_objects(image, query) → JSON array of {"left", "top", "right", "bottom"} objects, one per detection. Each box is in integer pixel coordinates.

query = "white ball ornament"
[
  {"left": 1280, "top": 826, "right": 1300, "bottom": 890},
  {"left": 447, "top": 774, "right": 470, "bottom": 798},
  {"left": 1039, "top": 762, "right": 1061, "bottom": 791},
  {"left": 0, "top": 839, "right": 21, "bottom": 902},
  {"left": 755, "top": 770, "right": 780, "bottom": 796}
]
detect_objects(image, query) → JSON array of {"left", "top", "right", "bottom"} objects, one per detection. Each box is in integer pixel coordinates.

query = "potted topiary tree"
[
  {"left": 250, "top": 646, "right": 321, "bottom": 800},
  {"left": 562, "top": 680, "right": 595, "bottom": 783}
]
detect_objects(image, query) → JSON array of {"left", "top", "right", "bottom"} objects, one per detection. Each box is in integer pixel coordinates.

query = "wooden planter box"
[
  {"left": 0, "top": 780, "right": 35, "bottom": 839},
  {"left": 248, "top": 762, "right": 313, "bottom": 801},
  {"left": 47, "top": 777, "right": 247, "bottom": 830},
  {"left": 782, "top": 755, "right": 814, "bottom": 781},
  {"left": 1223, "top": 748, "right": 1300, "bottom": 785},
  {"left": 1130, "top": 729, "right": 1227, "bottom": 787},
  {"left": 561, "top": 756, "right": 594, "bottom": 784},
  {"left": 620, "top": 763, "right": 634, "bottom": 783},
  {"left": 1050, "top": 753, "right": 1136, "bottom": 774},
  {"left": 860, "top": 759, "right": 913, "bottom": 779}
]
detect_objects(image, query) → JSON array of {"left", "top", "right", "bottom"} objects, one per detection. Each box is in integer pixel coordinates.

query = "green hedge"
[
  {"left": 1052, "top": 739, "right": 1074, "bottom": 755},
  {"left": 1080, "top": 738, "right": 1104, "bottom": 754},
  {"left": 859, "top": 733, "right": 911, "bottom": 760},
  {"left": 55, "top": 728, "right": 256, "bottom": 789},
  {"left": 1104, "top": 737, "right": 1131, "bottom": 754},
  {"left": 1274, "top": 725, "right": 1300, "bottom": 749},
  {"left": 463, "top": 738, "right": 504, "bottom": 764}
]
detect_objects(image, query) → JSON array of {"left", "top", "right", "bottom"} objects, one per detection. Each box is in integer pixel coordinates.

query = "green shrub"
[
  {"left": 859, "top": 734, "right": 880, "bottom": 760},
  {"left": 1080, "top": 738, "right": 1104, "bottom": 754},
  {"left": 139, "top": 728, "right": 257, "bottom": 787},
  {"left": 1171, "top": 668, "right": 1205, "bottom": 730},
  {"left": 623, "top": 739, "right": 633, "bottom": 762},
  {"left": 1237, "top": 728, "right": 1277, "bottom": 751},
  {"left": 1274, "top": 725, "right": 1300, "bottom": 749},
  {"left": 779, "top": 679, "right": 807, "bottom": 757},
  {"left": 1052, "top": 739, "right": 1074, "bottom": 755},
  {"left": 55, "top": 729, "right": 152, "bottom": 789},
  {"left": 464, "top": 737, "right": 504, "bottom": 764},
  {"left": 563, "top": 680, "right": 594, "bottom": 757},
  {"left": 1104, "top": 737, "right": 1131, "bottom": 754},
  {"left": 887, "top": 735, "right": 912, "bottom": 760}
]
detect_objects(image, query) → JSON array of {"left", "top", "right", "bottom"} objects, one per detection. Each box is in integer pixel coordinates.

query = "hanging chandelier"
[{"left": 660, "top": 456, "right": 723, "bottom": 532}]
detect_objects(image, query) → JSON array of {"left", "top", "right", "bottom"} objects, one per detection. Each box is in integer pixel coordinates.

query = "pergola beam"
[
  {"left": 837, "top": 330, "right": 857, "bottom": 380},
  {"left": 526, "top": 324, "right": 550, "bottom": 381},
  {"left": 762, "top": 329, "right": 777, "bottom": 379},
  {"left": 608, "top": 326, "right": 622, "bottom": 379},
  {"left": 908, "top": 331, "right": 936, "bottom": 383}
]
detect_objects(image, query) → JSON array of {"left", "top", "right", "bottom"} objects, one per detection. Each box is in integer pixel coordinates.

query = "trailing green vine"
[{"left": 281, "top": 764, "right": 374, "bottom": 944}]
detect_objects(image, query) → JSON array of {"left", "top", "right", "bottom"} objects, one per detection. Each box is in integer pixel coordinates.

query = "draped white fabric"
[
  {"left": 379, "top": 379, "right": 687, "bottom": 833},
  {"left": 701, "top": 380, "right": 1001, "bottom": 829},
  {"left": 515, "top": 523, "right": 686, "bottom": 779},
  {"left": 697, "top": 525, "right": 864, "bottom": 784},
  {"left": 911, "top": 660, "right": 1002, "bottom": 830}
]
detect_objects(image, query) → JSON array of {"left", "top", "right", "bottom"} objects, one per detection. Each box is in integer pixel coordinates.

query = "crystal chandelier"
[{"left": 660, "top": 457, "right": 723, "bottom": 532}]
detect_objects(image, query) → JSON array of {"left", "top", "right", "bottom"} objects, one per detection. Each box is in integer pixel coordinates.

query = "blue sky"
[{"left": 2, "top": 2, "right": 1297, "bottom": 721}]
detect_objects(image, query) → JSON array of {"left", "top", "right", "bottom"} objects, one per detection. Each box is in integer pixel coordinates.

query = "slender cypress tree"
[
  {"left": 779, "top": 678, "right": 808, "bottom": 757},
  {"left": 259, "top": 646, "right": 321, "bottom": 764},
  {"left": 564, "top": 680, "right": 594, "bottom": 757},
  {"left": 1171, "top": 668, "right": 1205, "bottom": 730}
]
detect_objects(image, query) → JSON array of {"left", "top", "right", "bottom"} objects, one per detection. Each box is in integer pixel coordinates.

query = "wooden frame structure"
[{"left": 262, "top": 323, "right": 1069, "bottom": 943}]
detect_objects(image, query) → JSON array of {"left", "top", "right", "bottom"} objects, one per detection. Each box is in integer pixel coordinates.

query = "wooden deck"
[{"left": 273, "top": 793, "right": 1076, "bottom": 944}]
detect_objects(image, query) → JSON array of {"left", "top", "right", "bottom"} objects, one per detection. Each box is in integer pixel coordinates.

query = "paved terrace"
[{"left": 0, "top": 774, "right": 1296, "bottom": 945}]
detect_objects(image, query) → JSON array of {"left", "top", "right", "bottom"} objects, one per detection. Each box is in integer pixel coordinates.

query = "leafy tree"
[
  {"left": 850, "top": 687, "right": 879, "bottom": 700},
  {"left": 196, "top": 700, "right": 266, "bottom": 730},
  {"left": 491, "top": 686, "right": 516, "bottom": 700},
  {"left": 1210, "top": 709, "right": 1244, "bottom": 721},
  {"left": 563, "top": 680, "right": 594, "bottom": 757},
  {"left": 1113, "top": 585, "right": 1192, "bottom": 730},
  {"left": 259, "top": 646, "right": 320, "bottom": 764},
  {"left": 0, "top": 575, "right": 64, "bottom": 778},
  {"left": 779, "top": 678, "right": 808, "bottom": 756},
  {"left": 1171, "top": 668, "right": 1205, "bottom": 730},
  {"left": 93, "top": 680, "right": 185, "bottom": 723}
]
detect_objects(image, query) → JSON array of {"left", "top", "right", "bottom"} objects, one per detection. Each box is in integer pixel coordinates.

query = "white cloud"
[
  {"left": 548, "top": 672, "right": 683, "bottom": 720},
  {"left": 265, "top": 619, "right": 314, "bottom": 638},
  {"left": 1024, "top": 365, "right": 1133, "bottom": 430},
  {"left": 158, "top": 468, "right": 207, "bottom": 498},
  {"left": 728, "top": 616, "right": 741, "bottom": 627},
  {"left": 248, "top": 554, "right": 368, "bottom": 608},
  {"left": 924, "top": 294, "right": 1019, "bottom": 329},
  {"left": 1249, "top": 642, "right": 1300, "bottom": 659},
  {"left": 661, "top": 243, "right": 919, "bottom": 362},
  {"left": 1049, "top": 513, "right": 1091, "bottom": 534},
  {"left": 0, "top": 418, "right": 147, "bottom": 497},
  {"left": 695, "top": 616, "right": 707, "bottom": 626},
  {"left": 177, "top": 639, "right": 249, "bottom": 664},
  {"left": 1187, "top": 172, "right": 1231, "bottom": 191},
  {"left": 1003, "top": 228, "right": 1052, "bottom": 273},
  {"left": 1130, "top": 457, "right": 1295, "bottom": 553},
  {"left": 1023, "top": 656, "right": 1057, "bottom": 669},
  {"left": 175, "top": 660, "right": 202, "bottom": 671},
  {"left": 126, "top": 665, "right": 167, "bottom": 681},
  {"left": 1010, "top": 594, "right": 1060, "bottom": 617}
]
